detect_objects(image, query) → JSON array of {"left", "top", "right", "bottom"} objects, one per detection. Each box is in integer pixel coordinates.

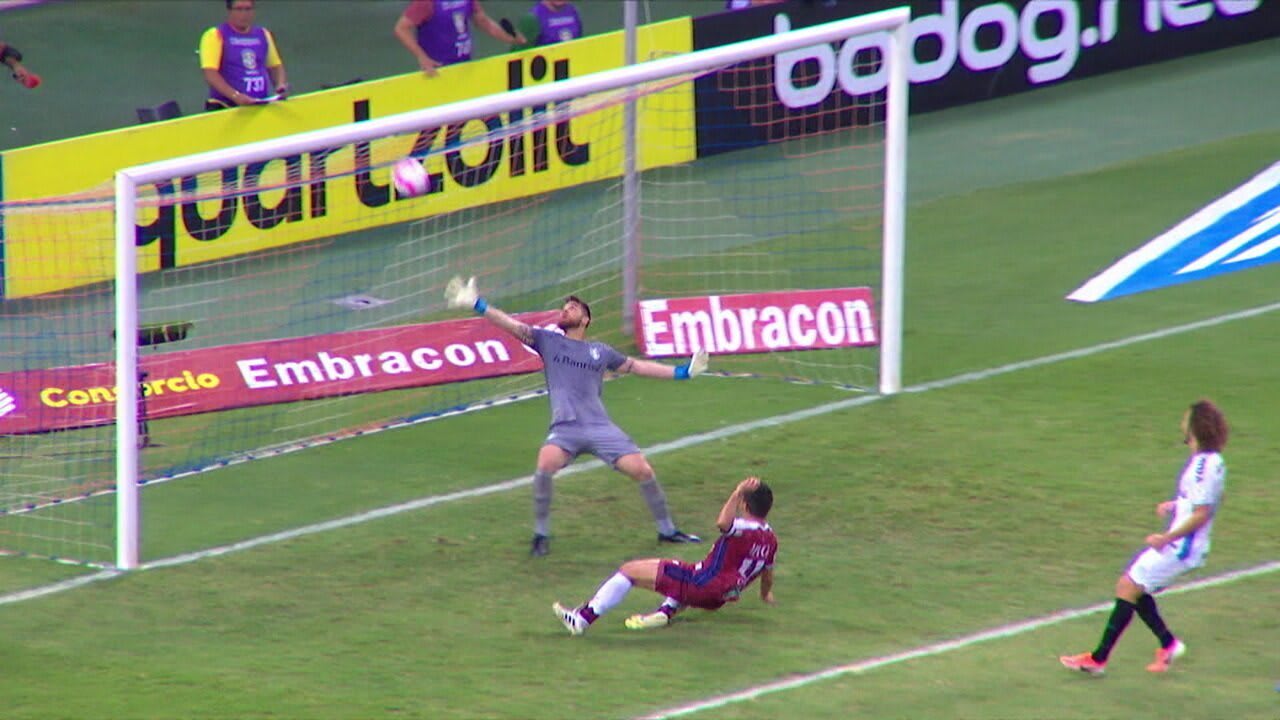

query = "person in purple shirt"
[
  {"left": 199, "top": 0, "right": 288, "bottom": 110},
  {"left": 725, "top": 0, "right": 785, "bottom": 9},
  {"left": 445, "top": 276, "right": 709, "bottom": 557},
  {"left": 510, "top": 1, "right": 582, "bottom": 51},
  {"left": 394, "top": 0, "right": 524, "bottom": 77}
]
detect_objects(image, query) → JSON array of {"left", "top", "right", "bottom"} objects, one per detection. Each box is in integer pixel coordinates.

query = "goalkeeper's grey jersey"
[{"left": 530, "top": 328, "right": 627, "bottom": 427}]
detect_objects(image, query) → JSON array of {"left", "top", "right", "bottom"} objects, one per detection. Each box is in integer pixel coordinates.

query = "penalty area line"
[
  {"left": 1, "top": 300, "right": 1278, "bottom": 606},
  {"left": 634, "top": 561, "right": 1280, "bottom": 720}
]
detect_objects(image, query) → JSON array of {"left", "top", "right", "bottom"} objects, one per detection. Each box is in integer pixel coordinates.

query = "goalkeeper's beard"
[{"left": 556, "top": 315, "right": 587, "bottom": 332}]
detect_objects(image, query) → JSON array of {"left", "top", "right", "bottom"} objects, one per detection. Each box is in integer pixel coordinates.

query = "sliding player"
[
  {"left": 553, "top": 476, "right": 776, "bottom": 635},
  {"left": 1060, "top": 399, "right": 1228, "bottom": 675},
  {"left": 444, "top": 276, "right": 708, "bottom": 556}
]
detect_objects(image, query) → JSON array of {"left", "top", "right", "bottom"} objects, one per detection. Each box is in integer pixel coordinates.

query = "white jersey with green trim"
[{"left": 1168, "top": 450, "right": 1225, "bottom": 566}]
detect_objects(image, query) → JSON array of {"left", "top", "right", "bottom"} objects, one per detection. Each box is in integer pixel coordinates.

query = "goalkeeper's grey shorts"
[{"left": 544, "top": 422, "right": 641, "bottom": 467}]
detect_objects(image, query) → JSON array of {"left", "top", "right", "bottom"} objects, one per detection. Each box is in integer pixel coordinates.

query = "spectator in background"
[
  {"left": 394, "top": 0, "right": 524, "bottom": 77},
  {"left": 200, "top": 0, "right": 288, "bottom": 110},
  {"left": 0, "top": 36, "right": 38, "bottom": 88},
  {"left": 510, "top": 1, "right": 582, "bottom": 51}
]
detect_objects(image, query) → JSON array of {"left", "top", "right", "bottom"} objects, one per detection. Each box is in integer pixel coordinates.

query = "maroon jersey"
[{"left": 655, "top": 517, "right": 777, "bottom": 609}]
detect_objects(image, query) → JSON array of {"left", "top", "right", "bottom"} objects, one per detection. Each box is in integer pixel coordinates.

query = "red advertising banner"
[
  {"left": 635, "top": 288, "right": 877, "bottom": 358},
  {"left": 0, "top": 311, "right": 560, "bottom": 435}
]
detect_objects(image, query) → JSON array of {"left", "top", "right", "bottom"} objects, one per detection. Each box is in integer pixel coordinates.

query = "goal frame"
[{"left": 113, "top": 8, "right": 910, "bottom": 569}]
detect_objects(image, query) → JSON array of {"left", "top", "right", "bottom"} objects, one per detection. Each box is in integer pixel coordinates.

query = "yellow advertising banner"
[{"left": 0, "top": 18, "right": 694, "bottom": 298}]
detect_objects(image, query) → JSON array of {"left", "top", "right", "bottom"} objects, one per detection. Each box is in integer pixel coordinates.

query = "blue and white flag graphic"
[{"left": 1069, "top": 161, "right": 1280, "bottom": 303}]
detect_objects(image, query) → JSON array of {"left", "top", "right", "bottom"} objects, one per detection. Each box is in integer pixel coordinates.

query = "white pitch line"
[
  {"left": 0, "top": 569, "right": 122, "bottom": 605},
  {"left": 1, "top": 299, "right": 1278, "bottom": 607},
  {"left": 636, "top": 561, "right": 1280, "bottom": 720}
]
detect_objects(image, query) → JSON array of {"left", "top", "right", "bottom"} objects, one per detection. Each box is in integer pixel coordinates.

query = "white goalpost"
[{"left": 87, "top": 8, "right": 911, "bottom": 569}]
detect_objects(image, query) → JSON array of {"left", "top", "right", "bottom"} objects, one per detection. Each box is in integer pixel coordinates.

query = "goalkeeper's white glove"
[
  {"left": 690, "top": 348, "right": 709, "bottom": 377},
  {"left": 676, "top": 349, "right": 709, "bottom": 380},
  {"left": 444, "top": 275, "right": 484, "bottom": 313}
]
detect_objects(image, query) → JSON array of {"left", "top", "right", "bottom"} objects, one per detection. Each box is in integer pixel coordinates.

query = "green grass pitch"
[{"left": 1, "top": 39, "right": 1279, "bottom": 720}]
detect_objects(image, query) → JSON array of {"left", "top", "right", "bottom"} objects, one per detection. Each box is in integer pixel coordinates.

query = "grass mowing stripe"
[
  {"left": 635, "top": 560, "right": 1280, "bottom": 720},
  {"left": 2, "top": 299, "right": 1278, "bottom": 606}
]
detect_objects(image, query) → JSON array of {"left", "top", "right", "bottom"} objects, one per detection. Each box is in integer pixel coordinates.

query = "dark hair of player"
[
  {"left": 1188, "top": 399, "right": 1228, "bottom": 453},
  {"left": 744, "top": 482, "right": 773, "bottom": 519}
]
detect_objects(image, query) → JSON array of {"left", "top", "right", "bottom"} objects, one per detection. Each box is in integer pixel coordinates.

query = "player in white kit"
[
  {"left": 445, "top": 276, "right": 709, "bottom": 556},
  {"left": 1060, "top": 399, "right": 1228, "bottom": 676}
]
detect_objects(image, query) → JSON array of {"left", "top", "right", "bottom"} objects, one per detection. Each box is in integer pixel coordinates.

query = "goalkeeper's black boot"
[
  {"left": 530, "top": 533, "right": 551, "bottom": 557},
  {"left": 658, "top": 529, "right": 701, "bottom": 544}
]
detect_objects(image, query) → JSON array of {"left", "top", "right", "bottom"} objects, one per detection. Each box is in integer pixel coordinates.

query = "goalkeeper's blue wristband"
[
  {"left": 473, "top": 297, "right": 488, "bottom": 315},
  {"left": 674, "top": 363, "right": 691, "bottom": 380}
]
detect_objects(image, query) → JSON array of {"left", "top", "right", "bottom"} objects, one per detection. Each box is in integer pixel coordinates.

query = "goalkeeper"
[{"left": 445, "top": 276, "right": 709, "bottom": 557}]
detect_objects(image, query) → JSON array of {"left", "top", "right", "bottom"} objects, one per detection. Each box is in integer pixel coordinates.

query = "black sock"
[
  {"left": 1092, "top": 598, "right": 1136, "bottom": 662},
  {"left": 1135, "top": 593, "right": 1175, "bottom": 649}
]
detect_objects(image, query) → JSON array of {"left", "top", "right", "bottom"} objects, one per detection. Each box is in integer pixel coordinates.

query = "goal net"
[{"left": 0, "top": 9, "right": 908, "bottom": 569}]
